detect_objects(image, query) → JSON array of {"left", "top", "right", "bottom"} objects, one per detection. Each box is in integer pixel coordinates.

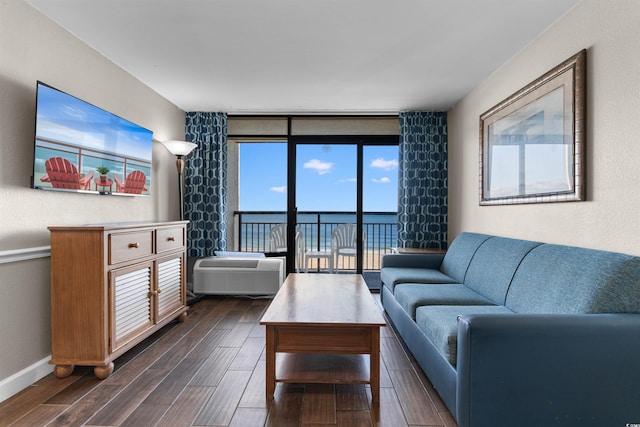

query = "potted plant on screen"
[{"left": 96, "top": 166, "right": 110, "bottom": 183}]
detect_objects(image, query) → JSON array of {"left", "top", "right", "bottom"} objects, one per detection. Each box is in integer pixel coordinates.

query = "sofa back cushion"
[
  {"left": 464, "top": 237, "right": 542, "bottom": 304},
  {"left": 506, "top": 244, "right": 640, "bottom": 314},
  {"left": 440, "top": 233, "right": 492, "bottom": 282}
]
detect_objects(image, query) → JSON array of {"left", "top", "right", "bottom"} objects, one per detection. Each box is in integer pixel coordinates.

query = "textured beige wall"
[
  {"left": 0, "top": 0, "right": 185, "bottom": 383},
  {"left": 448, "top": 0, "right": 640, "bottom": 254}
]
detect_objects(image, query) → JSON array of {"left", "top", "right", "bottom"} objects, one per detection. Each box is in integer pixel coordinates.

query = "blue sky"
[
  {"left": 239, "top": 142, "right": 398, "bottom": 212},
  {"left": 36, "top": 83, "right": 153, "bottom": 161}
]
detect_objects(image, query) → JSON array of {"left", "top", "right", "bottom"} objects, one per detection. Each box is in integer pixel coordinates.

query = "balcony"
[{"left": 234, "top": 211, "right": 397, "bottom": 271}]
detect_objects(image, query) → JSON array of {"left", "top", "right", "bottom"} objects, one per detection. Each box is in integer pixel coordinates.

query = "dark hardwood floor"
[{"left": 0, "top": 293, "right": 457, "bottom": 426}]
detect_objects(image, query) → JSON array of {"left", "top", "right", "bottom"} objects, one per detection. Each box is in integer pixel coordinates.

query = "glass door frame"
[{"left": 286, "top": 135, "right": 398, "bottom": 275}]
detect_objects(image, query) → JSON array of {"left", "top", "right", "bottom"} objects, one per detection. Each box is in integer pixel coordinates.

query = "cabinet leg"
[
  {"left": 94, "top": 363, "right": 114, "bottom": 379},
  {"left": 178, "top": 311, "right": 188, "bottom": 322},
  {"left": 54, "top": 364, "right": 74, "bottom": 378}
]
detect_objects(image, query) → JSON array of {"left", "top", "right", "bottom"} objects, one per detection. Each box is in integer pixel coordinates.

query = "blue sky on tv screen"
[
  {"left": 36, "top": 84, "right": 153, "bottom": 161},
  {"left": 239, "top": 143, "right": 398, "bottom": 212}
]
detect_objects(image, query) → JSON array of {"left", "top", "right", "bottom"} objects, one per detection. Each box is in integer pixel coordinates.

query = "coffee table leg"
[
  {"left": 265, "top": 325, "right": 276, "bottom": 400},
  {"left": 371, "top": 327, "right": 380, "bottom": 403}
]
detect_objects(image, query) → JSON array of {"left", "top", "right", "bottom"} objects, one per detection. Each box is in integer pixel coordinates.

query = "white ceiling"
[{"left": 25, "top": 0, "right": 581, "bottom": 114}]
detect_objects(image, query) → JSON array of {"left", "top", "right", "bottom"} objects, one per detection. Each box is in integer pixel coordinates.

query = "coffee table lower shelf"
[{"left": 276, "top": 353, "right": 371, "bottom": 384}]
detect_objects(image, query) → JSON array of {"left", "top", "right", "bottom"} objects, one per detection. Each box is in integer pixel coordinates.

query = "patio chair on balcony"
[
  {"left": 331, "top": 224, "right": 366, "bottom": 272},
  {"left": 40, "top": 157, "right": 93, "bottom": 190},
  {"left": 269, "top": 224, "right": 305, "bottom": 272},
  {"left": 114, "top": 170, "right": 148, "bottom": 194}
]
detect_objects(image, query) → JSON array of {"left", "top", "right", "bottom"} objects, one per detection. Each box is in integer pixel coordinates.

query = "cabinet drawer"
[
  {"left": 156, "top": 227, "right": 185, "bottom": 253},
  {"left": 109, "top": 231, "right": 153, "bottom": 264}
]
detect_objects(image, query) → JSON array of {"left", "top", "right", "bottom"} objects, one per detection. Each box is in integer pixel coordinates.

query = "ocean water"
[{"left": 238, "top": 212, "right": 397, "bottom": 252}]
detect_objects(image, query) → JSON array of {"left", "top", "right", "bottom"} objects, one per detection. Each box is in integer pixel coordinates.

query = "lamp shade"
[{"left": 160, "top": 140, "right": 197, "bottom": 156}]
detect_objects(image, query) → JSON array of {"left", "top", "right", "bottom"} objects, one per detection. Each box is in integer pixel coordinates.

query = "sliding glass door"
[
  {"left": 362, "top": 145, "right": 399, "bottom": 269},
  {"left": 286, "top": 137, "right": 398, "bottom": 275},
  {"left": 294, "top": 143, "right": 358, "bottom": 274}
]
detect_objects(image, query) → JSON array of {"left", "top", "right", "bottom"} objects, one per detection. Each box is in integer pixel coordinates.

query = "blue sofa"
[{"left": 380, "top": 232, "right": 640, "bottom": 427}]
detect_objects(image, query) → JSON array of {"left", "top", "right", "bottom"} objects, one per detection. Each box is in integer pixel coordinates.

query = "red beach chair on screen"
[
  {"left": 114, "top": 170, "right": 148, "bottom": 194},
  {"left": 40, "top": 157, "right": 93, "bottom": 190}
]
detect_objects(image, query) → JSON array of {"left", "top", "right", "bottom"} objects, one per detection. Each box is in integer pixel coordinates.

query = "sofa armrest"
[
  {"left": 380, "top": 253, "right": 446, "bottom": 269},
  {"left": 455, "top": 313, "right": 640, "bottom": 427}
]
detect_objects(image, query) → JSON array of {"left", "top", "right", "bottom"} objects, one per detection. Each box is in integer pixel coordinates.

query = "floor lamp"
[{"left": 160, "top": 140, "right": 197, "bottom": 221}]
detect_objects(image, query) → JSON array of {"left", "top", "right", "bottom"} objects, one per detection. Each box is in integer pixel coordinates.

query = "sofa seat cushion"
[
  {"left": 394, "top": 283, "right": 495, "bottom": 320},
  {"left": 415, "top": 305, "right": 514, "bottom": 366},
  {"left": 380, "top": 267, "right": 458, "bottom": 292}
]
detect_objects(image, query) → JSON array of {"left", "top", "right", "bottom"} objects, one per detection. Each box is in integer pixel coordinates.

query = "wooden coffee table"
[{"left": 260, "top": 273, "right": 386, "bottom": 402}]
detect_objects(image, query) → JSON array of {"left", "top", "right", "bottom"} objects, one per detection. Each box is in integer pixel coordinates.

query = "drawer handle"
[
  {"left": 167, "top": 237, "right": 175, "bottom": 241},
  {"left": 128, "top": 243, "right": 140, "bottom": 249}
]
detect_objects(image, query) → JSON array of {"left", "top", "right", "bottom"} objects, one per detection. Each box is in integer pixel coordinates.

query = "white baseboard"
[{"left": 0, "top": 356, "right": 53, "bottom": 403}]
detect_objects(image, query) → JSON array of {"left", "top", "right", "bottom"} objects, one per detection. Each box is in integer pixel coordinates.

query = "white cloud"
[
  {"left": 270, "top": 186, "right": 286, "bottom": 193},
  {"left": 304, "top": 158, "right": 333, "bottom": 175},
  {"left": 372, "top": 177, "right": 391, "bottom": 183},
  {"left": 370, "top": 158, "right": 398, "bottom": 171},
  {"left": 338, "top": 177, "right": 357, "bottom": 183}
]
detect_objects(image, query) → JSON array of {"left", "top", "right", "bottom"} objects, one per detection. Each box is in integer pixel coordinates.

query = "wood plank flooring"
[{"left": 0, "top": 294, "right": 458, "bottom": 426}]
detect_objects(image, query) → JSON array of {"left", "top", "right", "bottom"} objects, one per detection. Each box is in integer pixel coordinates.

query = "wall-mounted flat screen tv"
[{"left": 31, "top": 81, "right": 153, "bottom": 196}]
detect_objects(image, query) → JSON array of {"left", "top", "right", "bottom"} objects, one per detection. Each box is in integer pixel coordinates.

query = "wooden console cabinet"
[{"left": 48, "top": 221, "right": 188, "bottom": 379}]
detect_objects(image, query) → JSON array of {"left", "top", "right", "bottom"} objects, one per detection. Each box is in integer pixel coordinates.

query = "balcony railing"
[
  {"left": 234, "top": 211, "right": 397, "bottom": 271},
  {"left": 34, "top": 137, "right": 152, "bottom": 193}
]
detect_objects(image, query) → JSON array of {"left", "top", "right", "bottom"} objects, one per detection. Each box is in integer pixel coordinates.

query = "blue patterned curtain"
[
  {"left": 397, "top": 111, "right": 448, "bottom": 249},
  {"left": 184, "top": 112, "right": 228, "bottom": 257}
]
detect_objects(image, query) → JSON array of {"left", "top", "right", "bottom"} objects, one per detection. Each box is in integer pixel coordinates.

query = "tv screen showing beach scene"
[{"left": 32, "top": 82, "right": 153, "bottom": 196}]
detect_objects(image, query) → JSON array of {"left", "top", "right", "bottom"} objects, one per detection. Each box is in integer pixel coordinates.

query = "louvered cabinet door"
[
  {"left": 109, "top": 261, "right": 154, "bottom": 352},
  {"left": 155, "top": 253, "right": 185, "bottom": 323}
]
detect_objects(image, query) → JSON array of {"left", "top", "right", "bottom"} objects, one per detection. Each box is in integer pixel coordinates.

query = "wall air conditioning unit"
[{"left": 193, "top": 257, "right": 284, "bottom": 295}]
